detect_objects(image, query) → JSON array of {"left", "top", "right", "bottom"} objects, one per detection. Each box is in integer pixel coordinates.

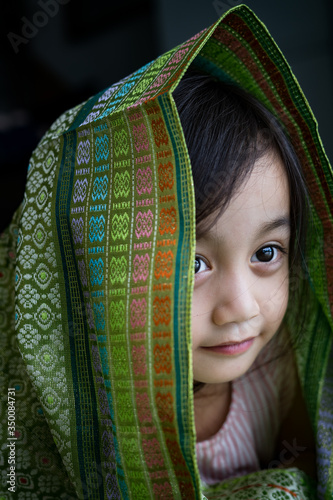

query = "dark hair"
[
  {"left": 172, "top": 68, "right": 309, "bottom": 270},
  {"left": 172, "top": 68, "right": 311, "bottom": 393}
]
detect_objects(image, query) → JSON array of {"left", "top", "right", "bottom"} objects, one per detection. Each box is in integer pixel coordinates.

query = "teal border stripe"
[
  {"left": 67, "top": 87, "right": 108, "bottom": 133},
  {"left": 193, "top": 55, "right": 236, "bottom": 85},
  {"left": 56, "top": 131, "right": 104, "bottom": 498}
]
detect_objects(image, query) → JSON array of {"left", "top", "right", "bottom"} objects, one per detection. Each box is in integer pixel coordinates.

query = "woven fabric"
[{"left": 0, "top": 5, "right": 332, "bottom": 499}]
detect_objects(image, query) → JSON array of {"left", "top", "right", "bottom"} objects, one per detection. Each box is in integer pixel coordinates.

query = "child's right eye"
[{"left": 194, "top": 256, "right": 209, "bottom": 274}]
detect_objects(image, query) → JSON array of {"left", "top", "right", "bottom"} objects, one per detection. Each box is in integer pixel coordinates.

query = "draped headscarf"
[{"left": 1, "top": 4, "right": 332, "bottom": 499}]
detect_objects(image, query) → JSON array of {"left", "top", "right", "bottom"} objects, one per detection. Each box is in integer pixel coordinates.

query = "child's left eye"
[{"left": 251, "top": 245, "right": 282, "bottom": 263}]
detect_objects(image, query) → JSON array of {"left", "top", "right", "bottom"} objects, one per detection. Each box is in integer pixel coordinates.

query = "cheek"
[
  {"left": 260, "top": 273, "right": 289, "bottom": 325},
  {"left": 191, "top": 287, "right": 209, "bottom": 347}
]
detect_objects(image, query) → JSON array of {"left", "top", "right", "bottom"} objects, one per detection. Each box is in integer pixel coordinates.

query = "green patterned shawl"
[{"left": 1, "top": 5, "right": 332, "bottom": 499}]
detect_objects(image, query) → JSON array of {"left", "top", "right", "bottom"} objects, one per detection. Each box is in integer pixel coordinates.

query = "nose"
[{"left": 212, "top": 273, "right": 260, "bottom": 326}]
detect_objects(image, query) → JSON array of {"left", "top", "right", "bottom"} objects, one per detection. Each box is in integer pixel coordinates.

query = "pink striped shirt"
[{"left": 196, "top": 336, "right": 297, "bottom": 484}]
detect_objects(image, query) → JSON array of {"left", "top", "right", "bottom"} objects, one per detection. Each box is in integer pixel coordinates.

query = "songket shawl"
[{"left": 0, "top": 4, "right": 332, "bottom": 499}]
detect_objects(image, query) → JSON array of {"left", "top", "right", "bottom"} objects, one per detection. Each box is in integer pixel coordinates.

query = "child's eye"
[
  {"left": 251, "top": 245, "right": 284, "bottom": 263},
  {"left": 194, "top": 256, "right": 209, "bottom": 274}
]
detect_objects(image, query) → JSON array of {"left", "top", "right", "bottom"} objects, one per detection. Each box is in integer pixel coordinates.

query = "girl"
[
  {"left": 173, "top": 70, "right": 316, "bottom": 483},
  {"left": 0, "top": 4, "right": 331, "bottom": 500}
]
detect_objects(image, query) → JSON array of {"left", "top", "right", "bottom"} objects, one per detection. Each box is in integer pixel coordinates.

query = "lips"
[
  {"left": 201, "top": 337, "right": 255, "bottom": 355},
  {"left": 215, "top": 336, "right": 255, "bottom": 346}
]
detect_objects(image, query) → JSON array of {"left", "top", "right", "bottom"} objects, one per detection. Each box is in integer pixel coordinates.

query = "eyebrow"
[
  {"left": 198, "top": 215, "right": 290, "bottom": 244},
  {"left": 255, "top": 216, "right": 290, "bottom": 239}
]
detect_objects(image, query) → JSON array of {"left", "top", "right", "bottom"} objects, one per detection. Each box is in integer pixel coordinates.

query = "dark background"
[{"left": 1, "top": 0, "right": 332, "bottom": 232}]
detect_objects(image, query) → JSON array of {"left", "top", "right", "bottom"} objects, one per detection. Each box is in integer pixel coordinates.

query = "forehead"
[
  {"left": 235, "top": 152, "right": 289, "bottom": 209},
  {"left": 198, "top": 152, "right": 290, "bottom": 239}
]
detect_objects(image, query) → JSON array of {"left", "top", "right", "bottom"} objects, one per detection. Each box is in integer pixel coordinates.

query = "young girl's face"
[{"left": 192, "top": 152, "right": 290, "bottom": 385}]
